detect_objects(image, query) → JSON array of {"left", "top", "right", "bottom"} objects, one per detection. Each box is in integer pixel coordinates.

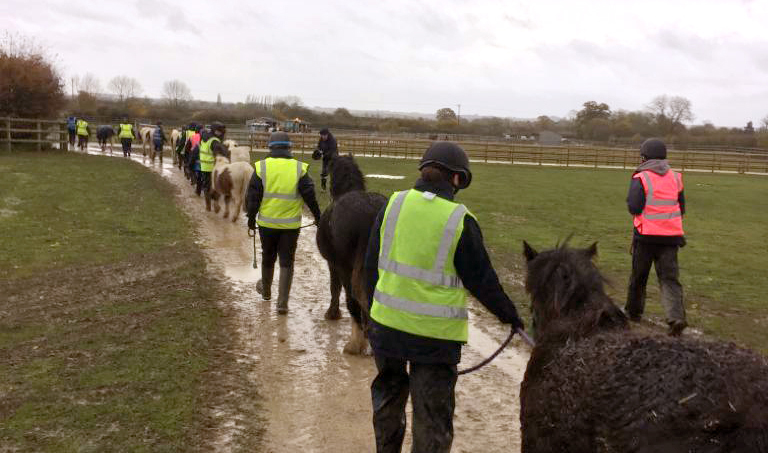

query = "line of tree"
[{"left": 3, "top": 33, "right": 768, "bottom": 148}]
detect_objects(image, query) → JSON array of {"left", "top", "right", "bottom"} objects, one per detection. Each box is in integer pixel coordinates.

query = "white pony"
[
  {"left": 211, "top": 155, "right": 254, "bottom": 222},
  {"left": 139, "top": 126, "right": 155, "bottom": 158},
  {"left": 170, "top": 129, "right": 182, "bottom": 165}
]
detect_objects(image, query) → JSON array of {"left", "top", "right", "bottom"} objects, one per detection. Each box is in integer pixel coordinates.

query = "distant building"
[{"left": 538, "top": 130, "right": 562, "bottom": 146}]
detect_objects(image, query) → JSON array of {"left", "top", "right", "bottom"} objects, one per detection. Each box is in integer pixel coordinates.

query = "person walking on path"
[
  {"left": 625, "top": 138, "right": 687, "bottom": 337},
  {"left": 118, "top": 120, "right": 135, "bottom": 157},
  {"left": 313, "top": 128, "right": 338, "bottom": 191},
  {"left": 364, "top": 141, "right": 526, "bottom": 453},
  {"left": 198, "top": 122, "right": 228, "bottom": 209},
  {"left": 75, "top": 117, "right": 90, "bottom": 151},
  {"left": 67, "top": 116, "right": 77, "bottom": 150},
  {"left": 152, "top": 121, "right": 167, "bottom": 163},
  {"left": 246, "top": 131, "right": 322, "bottom": 315}
]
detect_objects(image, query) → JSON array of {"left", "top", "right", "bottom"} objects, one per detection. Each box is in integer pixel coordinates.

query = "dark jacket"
[
  {"left": 246, "top": 148, "right": 322, "bottom": 225},
  {"left": 627, "top": 159, "right": 686, "bottom": 246},
  {"left": 364, "top": 178, "right": 524, "bottom": 365},
  {"left": 317, "top": 133, "right": 338, "bottom": 160},
  {"left": 153, "top": 127, "right": 167, "bottom": 144}
]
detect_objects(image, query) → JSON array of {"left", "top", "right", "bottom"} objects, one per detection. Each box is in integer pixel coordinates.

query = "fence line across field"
[{"left": 1, "top": 117, "right": 767, "bottom": 175}]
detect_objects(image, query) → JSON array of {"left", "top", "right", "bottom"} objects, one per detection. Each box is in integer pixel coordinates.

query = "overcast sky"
[{"left": 3, "top": 0, "right": 767, "bottom": 126}]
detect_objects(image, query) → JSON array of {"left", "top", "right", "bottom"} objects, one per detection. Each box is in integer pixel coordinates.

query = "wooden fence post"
[
  {"left": 37, "top": 120, "right": 42, "bottom": 152},
  {"left": 6, "top": 118, "right": 11, "bottom": 153},
  {"left": 485, "top": 142, "right": 489, "bottom": 163}
]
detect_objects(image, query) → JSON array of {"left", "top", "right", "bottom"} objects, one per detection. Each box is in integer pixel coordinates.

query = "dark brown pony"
[
  {"left": 520, "top": 240, "right": 768, "bottom": 453},
  {"left": 316, "top": 155, "right": 387, "bottom": 355}
]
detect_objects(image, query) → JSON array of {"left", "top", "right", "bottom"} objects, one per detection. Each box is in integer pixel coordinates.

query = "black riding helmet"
[
  {"left": 419, "top": 141, "right": 472, "bottom": 189},
  {"left": 210, "top": 121, "right": 226, "bottom": 136},
  {"left": 640, "top": 138, "right": 667, "bottom": 159}
]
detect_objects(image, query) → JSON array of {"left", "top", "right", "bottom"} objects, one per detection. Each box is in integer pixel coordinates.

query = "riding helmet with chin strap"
[
  {"left": 419, "top": 141, "right": 472, "bottom": 189},
  {"left": 640, "top": 138, "right": 667, "bottom": 160},
  {"left": 268, "top": 131, "right": 292, "bottom": 149},
  {"left": 210, "top": 121, "right": 226, "bottom": 136}
]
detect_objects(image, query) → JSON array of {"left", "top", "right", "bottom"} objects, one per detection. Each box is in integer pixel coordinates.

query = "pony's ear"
[
  {"left": 585, "top": 242, "right": 598, "bottom": 259},
  {"left": 523, "top": 241, "right": 538, "bottom": 261}
]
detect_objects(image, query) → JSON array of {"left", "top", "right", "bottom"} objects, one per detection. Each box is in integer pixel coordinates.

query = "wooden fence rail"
[{"left": 2, "top": 118, "right": 767, "bottom": 174}]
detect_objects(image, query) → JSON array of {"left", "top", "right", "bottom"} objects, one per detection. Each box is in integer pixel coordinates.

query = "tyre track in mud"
[{"left": 83, "top": 145, "right": 531, "bottom": 452}]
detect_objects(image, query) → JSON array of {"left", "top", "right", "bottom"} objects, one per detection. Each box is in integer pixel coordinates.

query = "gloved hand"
[
  {"left": 502, "top": 305, "right": 525, "bottom": 331},
  {"left": 312, "top": 149, "right": 322, "bottom": 160},
  {"left": 247, "top": 217, "right": 256, "bottom": 230}
]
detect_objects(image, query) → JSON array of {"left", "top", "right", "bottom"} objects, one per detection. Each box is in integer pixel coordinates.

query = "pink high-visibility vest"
[
  {"left": 189, "top": 133, "right": 201, "bottom": 148},
  {"left": 633, "top": 170, "right": 684, "bottom": 236}
]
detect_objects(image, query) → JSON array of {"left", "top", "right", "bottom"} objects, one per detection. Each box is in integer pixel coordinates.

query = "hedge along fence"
[
  {"left": 2, "top": 118, "right": 767, "bottom": 174},
  {"left": 0, "top": 117, "right": 69, "bottom": 152}
]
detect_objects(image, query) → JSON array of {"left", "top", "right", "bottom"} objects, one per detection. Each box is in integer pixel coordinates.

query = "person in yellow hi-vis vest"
[
  {"left": 117, "top": 119, "right": 135, "bottom": 158},
  {"left": 246, "top": 132, "right": 322, "bottom": 314},
  {"left": 75, "top": 118, "right": 90, "bottom": 151},
  {"left": 363, "top": 142, "right": 526, "bottom": 452},
  {"left": 198, "top": 122, "right": 229, "bottom": 211}
]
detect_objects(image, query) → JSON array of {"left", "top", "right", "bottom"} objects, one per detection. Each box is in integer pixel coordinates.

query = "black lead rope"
[{"left": 458, "top": 327, "right": 535, "bottom": 375}]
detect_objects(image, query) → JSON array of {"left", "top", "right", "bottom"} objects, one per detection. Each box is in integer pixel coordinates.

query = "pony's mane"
[
  {"left": 330, "top": 155, "right": 365, "bottom": 199},
  {"left": 524, "top": 240, "right": 628, "bottom": 344}
]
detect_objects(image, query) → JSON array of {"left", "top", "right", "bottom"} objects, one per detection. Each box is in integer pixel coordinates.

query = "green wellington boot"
[
  {"left": 276, "top": 266, "right": 294, "bottom": 315},
  {"left": 256, "top": 266, "right": 274, "bottom": 301}
]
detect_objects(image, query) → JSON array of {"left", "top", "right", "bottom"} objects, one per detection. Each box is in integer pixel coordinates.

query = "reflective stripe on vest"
[
  {"left": 76, "top": 120, "right": 88, "bottom": 136},
  {"left": 118, "top": 124, "right": 133, "bottom": 139},
  {"left": 254, "top": 158, "right": 308, "bottom": 229},
  {"left": 371, "top": 189, "right": 471, "bottom": 342},
  {"left": 633, "top": 170, "right": 684, "bottom": 235},
  {"left": 199, "top": 137, "right": 219, "bottom": 172},
  {"left": 259, "top": 159, "right": 303, "bottom": 200}
]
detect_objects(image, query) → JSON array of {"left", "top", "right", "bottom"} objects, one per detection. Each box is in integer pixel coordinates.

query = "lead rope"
[
  {"left": 458, "top": 327, "right": 535, "bottom": 375},
  {"left": 249, "top": 229, "right": 258, "bottom": 269}
]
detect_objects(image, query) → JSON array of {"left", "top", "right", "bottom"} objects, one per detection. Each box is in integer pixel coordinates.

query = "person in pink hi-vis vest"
[{"left": 625, "top": 138, "right": 687, "bottom": 336}]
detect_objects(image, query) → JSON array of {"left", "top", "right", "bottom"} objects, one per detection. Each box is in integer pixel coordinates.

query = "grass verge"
[{"left": 0, "top": 152, "right": 262, "bottom": 451}]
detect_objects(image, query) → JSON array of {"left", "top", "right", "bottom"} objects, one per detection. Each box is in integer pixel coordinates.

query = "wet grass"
[
  {"left": 0, "top": 152, "right": 238, "bottom": 451},
  {"left": 251, "top": 151, "right": 768, "bottom": 352}
]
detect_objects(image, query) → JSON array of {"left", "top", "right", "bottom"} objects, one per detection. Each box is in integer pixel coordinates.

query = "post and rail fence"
[{"left": 2, "top": 117, "right": 767, "bottom": 175}]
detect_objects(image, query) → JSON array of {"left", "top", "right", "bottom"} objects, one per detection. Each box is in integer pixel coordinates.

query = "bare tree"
[
  {"left": 668, "top": 96, "right": 694, "bottom": 125},
  {"left": 162, "top": 79, "right": 192, "bottom": 108},
  {"left": 78, "top": 72, "right": 101, "bottom": 95},
  {"left": 108, "top": 75, "right": 143, "bottom": 101},
  {"left": 646, "top": 94, "right": 693, "bottom": 134}
]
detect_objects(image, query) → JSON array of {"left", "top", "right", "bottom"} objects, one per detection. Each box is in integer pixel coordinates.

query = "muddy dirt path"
[{"left": 83, "top": 145, "right": 531, "bottom": 452}]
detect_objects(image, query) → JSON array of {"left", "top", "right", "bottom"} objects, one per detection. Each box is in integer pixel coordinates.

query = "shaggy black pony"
[
  {"left": 520, "top": 240, "right": 768, "bottom": 453},
  {"left": 316, "top": 155, "right": 387, "bottom": 355}
]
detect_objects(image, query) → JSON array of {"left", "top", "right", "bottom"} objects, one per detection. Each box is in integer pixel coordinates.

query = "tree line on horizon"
[{"left": 2, "top": 33, "right": 766, "bottom": 149}]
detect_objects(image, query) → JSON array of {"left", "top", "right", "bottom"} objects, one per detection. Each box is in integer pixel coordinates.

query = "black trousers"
[
  {"left": 77, "top": 135, "right": 88, "bottom": 149},
  {"left": 371, "top": 354, "right": 457, "bottom": 453},
  {"left": 121, "top": 138, "right": 132, "bottom": 156},
  {"left": 258, "top": 227, "right": 299, "bottom": 268},
  {"left": 197, "top": 171, "right": 211, "bottom": 196},
  {"left": 625, "top": 241, "right": 686, "bottom": 324},
  {"left": 321, "top": 157, "right": 332, "bottom": 179},
  {"left": 68, "top": 129, "right": 76, "bottom": 146}
]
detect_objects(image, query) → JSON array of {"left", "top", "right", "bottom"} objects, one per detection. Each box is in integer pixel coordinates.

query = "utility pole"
[{"left": 457, "top": 104, "right": 461, "bottom": 125}]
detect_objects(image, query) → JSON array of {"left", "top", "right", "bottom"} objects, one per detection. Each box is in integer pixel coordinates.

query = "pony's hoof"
[
  {"left": 343, "top": 340, "right": 370, "bottom": 356},
  {"left": 214, "top": 206, "right": 221, "bottom": 214},
  {"left": 324, "top": 306, "right": 342, "bottom": 320}
]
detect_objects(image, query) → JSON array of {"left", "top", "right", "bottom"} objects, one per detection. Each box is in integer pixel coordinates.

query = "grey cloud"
[{"left": 504, "top": 14, "right": 533, "bottom": 29}]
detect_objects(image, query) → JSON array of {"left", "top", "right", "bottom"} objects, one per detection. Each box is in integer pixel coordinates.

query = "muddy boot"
[
  {"left": 276, "top": 266, "right": 294, "bottom": 315},
  {"left": 256, "top": 266, "right": 274, "bottom": 301}
]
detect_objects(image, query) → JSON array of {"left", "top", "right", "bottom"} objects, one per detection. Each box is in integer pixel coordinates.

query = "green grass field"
[
  {"left": 0, "top": 152, "right": 235, "bottom": 451},
  {"left": 265, "top": 151, "right": 768, "bottom": 351}
]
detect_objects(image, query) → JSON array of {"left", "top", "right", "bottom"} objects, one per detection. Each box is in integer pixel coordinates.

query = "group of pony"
[{"left": 316, "top": 155, "right": 768, "bottom": 452}]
